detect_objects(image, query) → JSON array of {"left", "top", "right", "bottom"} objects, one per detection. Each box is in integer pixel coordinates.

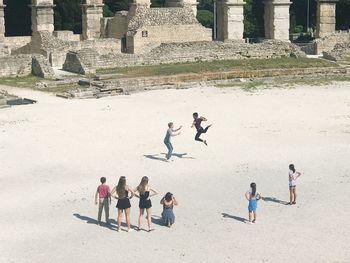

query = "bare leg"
[
  {"left": 138, "top": 208, "right": 144, "bottom": 230},
  {"left": 289, "top": 188, "right": 293, "bottom": 204},
  {"left": 146, "top": 208, "right": 152, "bottom": 231},
  {"left": 248, "top": 212, "right": 252, "bottom": 222},
  {"left": 253, "top": 212, "right": 257, "bottom": 223},
  {"left": 293, "top": 188, "right": 297, "bottom": 204},
  {"left": 125, "top": 208, "right": 131, "bottom": 230},
  {"left": 117, "top": 209, "right": 123, "bottom": 231}
]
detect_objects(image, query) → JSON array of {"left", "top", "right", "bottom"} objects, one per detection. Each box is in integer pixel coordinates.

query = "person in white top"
[{"left": 289, "top": 164, "right": 302, "bottom": 205}]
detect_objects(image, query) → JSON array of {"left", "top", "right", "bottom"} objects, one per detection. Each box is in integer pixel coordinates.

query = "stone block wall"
[
  {"left": 102, "top": 12, "right": 128, "bottom": 40},
  {"left": 0, "top": 55, "right": 32, "bottom": 77},
  {"left": 314, "top": 31, "right": 350, "bottom": 54},
  {"left": 129, "top": 25, "right": 212, "bottom": 54},
  {"left": 62, "top": 40, "right": 306, "bottom": 74},
  {"left": 4, "top": 37, "right": 32, "bottom": 50}
]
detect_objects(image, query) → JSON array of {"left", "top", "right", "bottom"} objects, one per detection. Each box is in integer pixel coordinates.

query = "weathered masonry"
[{"left": 0, "top": 0, "right": 341, "bottom": 46}]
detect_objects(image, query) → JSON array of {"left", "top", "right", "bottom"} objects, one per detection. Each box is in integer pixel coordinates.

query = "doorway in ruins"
[
  {"left": 4, "top": 0, "right": 32, "bottom": 36},
  {"left": 54, "top": 0, "right": 83, "bottom": 34}
]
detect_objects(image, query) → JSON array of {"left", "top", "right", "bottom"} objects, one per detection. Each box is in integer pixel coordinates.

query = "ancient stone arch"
[{"left": 0, "top": 0, "right": 340, "bottom": 44}]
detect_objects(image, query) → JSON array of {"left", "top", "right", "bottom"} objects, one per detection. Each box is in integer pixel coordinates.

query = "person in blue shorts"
[{"left": 245, "top": 182, "right": 261, "bottom": 224}]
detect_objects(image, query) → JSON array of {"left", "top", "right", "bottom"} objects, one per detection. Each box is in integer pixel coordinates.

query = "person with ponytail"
[
  {"left": 134, "top": 176, "right": 158, "bottom": 232},
  {"left": 245, "top": 182, "right": 261, "bottom": 224},
  {"left": 111, "top": 176, "right": 135, "bottom": 232},
  {"left": 288, "top": 164, "right": 302, "bottom": 205}
]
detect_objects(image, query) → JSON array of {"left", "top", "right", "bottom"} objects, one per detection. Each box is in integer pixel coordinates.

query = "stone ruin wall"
[
  {"left": 314, "top": 31, "right": 350, "bottom": 55},
  {"left": 63, "top": 40, "right": 306, "bottom": 74},
  {"left": 0, "top": 55, "right": 32, "bottom": 77},
  {"left": 129, "top": 25, "right": 212, "bottom": 54}
]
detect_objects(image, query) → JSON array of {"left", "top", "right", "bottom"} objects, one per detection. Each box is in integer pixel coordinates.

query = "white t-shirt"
[{"left": 289, "top": 170, "right": 298, "bottom": 187}]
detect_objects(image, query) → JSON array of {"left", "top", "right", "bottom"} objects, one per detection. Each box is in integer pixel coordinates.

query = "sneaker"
[
  {"left": 203, "top": 140, "right": 208, "bottom": 146},
  {"left": 252, "top": 219, "right": 256, "bottom": 224}
]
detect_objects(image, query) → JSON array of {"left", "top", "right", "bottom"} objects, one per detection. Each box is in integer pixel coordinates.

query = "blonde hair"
[
  {"left": 137, "top": 176, "right": 149, "bottom": 194},
  {"left": 116, "top": 176, "right": 127, "bottom": 198}
]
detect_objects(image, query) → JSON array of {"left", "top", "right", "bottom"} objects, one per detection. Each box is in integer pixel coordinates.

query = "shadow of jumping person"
[
  {"left": 144, "top": 154, "right": 168, "bottom": 162},
  {"left": 261, "top": 196, "right": 289, "bottom": 205},
  {"left": 221, "top": 213, "right": 246, "bottom": 223},
  {"left": 161, "top": 152, "right": 195, "bottom": 159}
]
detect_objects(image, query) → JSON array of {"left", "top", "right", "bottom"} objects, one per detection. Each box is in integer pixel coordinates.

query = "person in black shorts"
[
  {"left": 134, "top": 176, "right": 158, "bottom": 232},
  {"left": 111, "top": 176, "right": 135, "bottom": 232},
  {"left": 191, "top": 112, "right": 212, "bottom": 146}
]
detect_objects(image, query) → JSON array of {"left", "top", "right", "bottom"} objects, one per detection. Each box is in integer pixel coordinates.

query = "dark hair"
[
  {"left": 289, "top": 164, "right": 295, "bottom": 173},
  {"left": 193, "top": 112, "right": 198, "bottom": 117},
  {"left": 165, "top": 192, "right": 173, "bottom": 202},
  {"left": 168, "top": 122, "right": 173, "bottom": 128},
  {"left": 250, "top": 182, "right": 256, "bottom": 197},
  {"left": 100, "top": 177, "right": 106, "bottom": 184},
  {"left": 117, "top": 176, "right": 127, "bottom": 198}
]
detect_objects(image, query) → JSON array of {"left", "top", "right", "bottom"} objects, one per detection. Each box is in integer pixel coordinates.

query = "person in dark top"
[
  {"left": 191, "top": 112, "right": 212, "bottom": 146},
  {"left": 111, "top": 176, "right": 135, "bottom": 232},
  {"left": 134, "top": 176, "right": 158, "bottom": 232}
]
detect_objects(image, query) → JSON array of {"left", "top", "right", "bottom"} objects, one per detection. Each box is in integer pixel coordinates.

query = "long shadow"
[
  {"left": 144, "top": 154, "right": 168, "bottom": 162},
  {"left": 221, "top": 213, "right": 246, "bottom": 223},
  {"left": 161, "top": 152, "right": 195, "bottom": 159},
  {"left": 262, "top": 196, "right": 289, "bottom": 205},
  {"left": 73, "top": 213, "right": 117, "bottom": 231},
  {"left": 109, "top": 218, "right": 138, "bottom": 231},
  {"left": 151, "top": 215, "right": 164, "bottom": 226}
]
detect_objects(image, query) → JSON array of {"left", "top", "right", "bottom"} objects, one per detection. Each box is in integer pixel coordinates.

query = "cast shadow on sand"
[
  {"left": 144, "top": 153, "right": 195, "bottom": 162},
  {"left": 73, "top": 213, "right": 118, "bottom": 231},
  {"left": 262, "top": 196, "right": 289, "bottom": 205},
  {"left": 221, "top": 213, "right": 246, "bottom": 223},
  {"left": 151, "top": 215, "right": 165, "bottom": 226}
]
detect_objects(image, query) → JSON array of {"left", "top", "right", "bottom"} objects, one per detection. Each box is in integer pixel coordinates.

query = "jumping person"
[
  {"left": 111, "top": 176, "right": 135, "bottom": 232},
  {"left": 160, "top": 192, "right": 178, "bottom": 227},
  {"left": 245, "top": 182, "right": 261, "bottom": 224},
  {"left": 95, "top": 177, "right": 111, "bottom": 226},
  {"left": 289, "top": 164, "right": 302, "bottom": 205},
  {"left": 191, "top": 112, "right": 211, "bottom": 146},
  {"left": 134, "top": 176, "right": 158, "bottom": 232},
  {"left": 164, "top": 122, "right": 181, "bottom": 161}
]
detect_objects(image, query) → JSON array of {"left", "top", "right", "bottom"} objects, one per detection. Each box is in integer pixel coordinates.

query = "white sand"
[{"left": 0, "top": 83, "right": 350, "bottom": 263}]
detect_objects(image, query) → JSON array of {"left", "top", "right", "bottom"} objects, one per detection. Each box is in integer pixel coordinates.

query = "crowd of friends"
[{"left": 95, "top": 164, "right": 302, "bottom": 230}]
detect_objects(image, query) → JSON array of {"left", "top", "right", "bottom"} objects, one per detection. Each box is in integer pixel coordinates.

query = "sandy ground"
[{"left": 0, "top": 83, "right": 350, "bottom": 263}]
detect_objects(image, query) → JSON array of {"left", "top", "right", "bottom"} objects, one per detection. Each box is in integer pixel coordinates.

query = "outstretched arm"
[
  {"left": 174, "top": 125, "right": 182, "bottom": 132},
  {"left": 201, "top": 116, "right": 207, "bottom": 121}
]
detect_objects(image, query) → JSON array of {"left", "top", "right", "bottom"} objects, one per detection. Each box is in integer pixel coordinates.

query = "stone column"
[
  {"left": 31, "top": 0, "right": 55, "bottom": 34},
  {"left": 264, "top": 0, "right": 291, "bottom": 40},
  {"left": 82, "top": 0, "right": 104, "bottom": 40},
  {"left": 216, "top": 0, "right": 245, "bottom": 41},
  {"left": 316, "top": 0, "right": 338, "bottom": 38},
  {"left": 0, "top": 0, "right": 5, "bottom": 42}
]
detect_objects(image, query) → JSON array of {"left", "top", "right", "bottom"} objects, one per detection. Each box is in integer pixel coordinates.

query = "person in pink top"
[{"left": 95, "top": 177, "right": 111, "bottom": 225}]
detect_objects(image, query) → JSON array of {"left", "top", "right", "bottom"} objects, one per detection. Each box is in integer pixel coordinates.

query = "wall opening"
[
  {"left": 4, "top": 0, "right": 32, "bottom": 36},
  {"left": 54, "top": 0, "right": 82, "bottom": 34}
]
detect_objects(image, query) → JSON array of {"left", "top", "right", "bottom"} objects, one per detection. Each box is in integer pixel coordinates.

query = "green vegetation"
[
  {"left": 0, "top": 75, "right": 80, "bottom": 93},
  {"left": 96, "top": 57, "right": 338, "bottom": 78},
  {"left": 216, "top": 75, "right": 350, "bottom": 92}
]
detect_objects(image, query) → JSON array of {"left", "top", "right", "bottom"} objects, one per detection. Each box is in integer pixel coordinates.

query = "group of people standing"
[
  {"left": 244, "top": 164, "right": 302, "bottom": 224},
  {"left": 95, "top": 176, "right": 178, "bottom": 232},
  {"left": 163, "top": 112, "right": 212, "bottom": 161}
]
